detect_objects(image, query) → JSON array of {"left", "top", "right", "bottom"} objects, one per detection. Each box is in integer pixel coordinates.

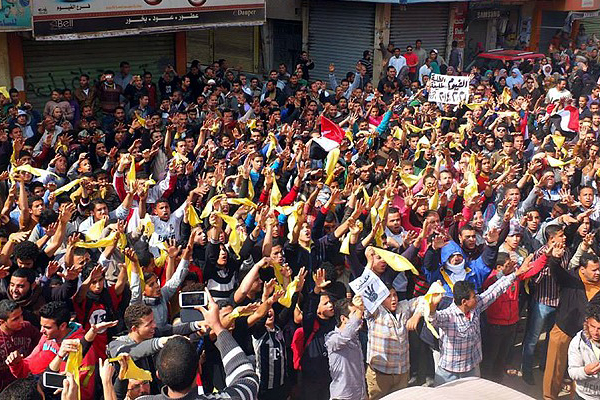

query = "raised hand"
[{"left": 313, "top": 268, "right": 331, "bottom": 294}]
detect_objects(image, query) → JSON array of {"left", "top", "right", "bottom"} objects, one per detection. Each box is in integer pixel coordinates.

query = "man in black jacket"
[{"left": 544, "top": 247, "right": 600, "bottom": 400}]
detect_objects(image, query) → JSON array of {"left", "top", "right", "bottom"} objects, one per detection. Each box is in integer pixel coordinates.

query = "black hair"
[
  {"left": 586, "top": 303, "right": 600, "bottom": 322},
  {"left": 334, "top": 298, "right": 352, "bottom": 327},
  {"left": 14, "top": 241, "right": 40, "bottom": 262},
  {"left": 0, "top": 378, "right": 43, "bottom": 400},
  {"left": 546, "top": 224, "right": 564, "bottom": 241},
  {"left": 157, "top": 336, "right": 199, "bottom": 391},
  {"left": 580, "top": 252, "right": 600, "bottom": 268},
  {"left": 124, "top": 303, "right": 153, "bottom": 331},
  {"left": 459, "top": 223, "right": 476, "bottom": 235},
  {"left": 11, "top": 268, "right": 36, "bottom": 285},
  {"left": 39, "top": 301, "right": 70, "bottom": 327},
  {"left": 38, "top": 209, "right": 59, "bottom": 228},
  {"left": 453, "top": 280, "right": 476, "bottom": 306},
  {"left": 27, "top": 195, "right": 43, "bottom": 209},
  {"left": 0, "top": 300, "right": 20, "bottom": 321}
]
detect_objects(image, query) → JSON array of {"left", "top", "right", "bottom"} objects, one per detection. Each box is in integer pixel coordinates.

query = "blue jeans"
[
  {"left": 521, "top": 300, "right": 556, "bottom": 374},
  {"left": 434, "top": 365, "right": 480, "bottom": 386}
]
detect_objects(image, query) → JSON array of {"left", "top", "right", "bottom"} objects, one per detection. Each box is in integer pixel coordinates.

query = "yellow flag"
[
  {"left": 270, "top": 180, "right": 282, "bottom": 208},
  {"left": 155, "top": 249, "right": 168, "bottom": 268},
  {"left": 422, "top": 281, "right": 446, "bottom": 339},
  {"left": 340, "top": 221, "right": 362, "bottom": 255},
  {"left": 266, "top": 132, "right": 278, "bottom": 159},
  {"left": 429, "top": 189, "right": 439, "bottom": 210},
  {"left": 247, "top": 177, "right": 255, "bottom": 201},
  {"left": 75, "top": 231, "right": 117, "bottom": 249},
  {"left": 127, "top": 155, "right": 137, "bottom": 187},
  {"left": 546, "top": 155, "right": 574, "bottom": 168},
  {"left": 325, "top": 148, "right": 340, "bottom": 186},
  {"left": 551, "top": 133, "right": 565, "bottom": 149},
  {"left": 228, "top": 198, "right": 258, "bottom": 209},
  {"left": 0, "top": 86, "right": 9, "bottom": 99},
  {"left": 228, "top": 307, "right": 255, "bottom": 319},
  {"left": 345, "top": 129, "right": 354, "bottom": 145},
  {"left": 134, "top": 112, "right": 146, "bottom": 128},
  {"left": 53, "top": 179, "right": 82, "bottom": 196},
  {"left": 372, "top": 247, "right": 419, "bottom": 275},
  {"left": 14, "top": 164, "right": 59, "bottom": 179},
  {"left": 400, "top": 172, "right": 421, "bottom": 188},
  {"left": 86, "top": 218, "right": 106, "bottom": 242},
  {"left": 126, "top": 256, "right": 145, "bottom": 292},
  {"left": 463, "top": 171, "right": 479, "bottom": 202},
  {"left": 200, "top": 194, "right": 226, "bottom": 219},
  {"left": 65, "top": 342, "right": 83, "bottom": 400},
  {"left": 215, "top": 212, "right": 242, "bottom": 256},
  {"left": 107, "top": 355, "right": 153, "bottom": 382},
  {"left": 140, "top": 214, "right": 155, "bottom": 237},
  {"left": 501, "top": 86, "right": 512, "bottom": 104},
  {"left": 246, "top": 119, "right": 257, "bottom": 130},
  {"left": 414, "top": 135, "right": 431, "bottom": 160},
  {"left": 465, "top": 102, "right": 486, "bottom": 110},
  {"left": 278, "top": 277, "right": 299, "bottom": 308},
  {"left": 187, "top": 204, "right": 201, "bottom": 227}
]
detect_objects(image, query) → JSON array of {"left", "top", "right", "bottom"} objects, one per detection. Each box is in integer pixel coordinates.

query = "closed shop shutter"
[
  {"left": 308, "top": 0, "right": 375, "bottom": 83},
  {"left": 22, "top": 34, "right": 175, "bottom": 110},
  {"left": 187, "top": 27, "right": 255, "bottom": 72},
  {"left": 582, "top": 17, "right": 600, "bottom": 38},
  {"left": 390, "top": 4, "right": 450, "bottom": 59}
]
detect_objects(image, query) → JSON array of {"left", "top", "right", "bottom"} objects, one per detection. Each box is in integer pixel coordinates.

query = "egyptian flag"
[
  {"left": 315, "top": 116, "right": 345, "bottom": 152},
  {"left": 548, "top": 103, "right": 579, "bottom": 136}
]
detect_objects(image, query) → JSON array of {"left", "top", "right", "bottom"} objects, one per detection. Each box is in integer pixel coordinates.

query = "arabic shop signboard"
[
  {"left": 428, "top": 73, "right": 470, "bottom": 105},
  {"left": 31, "top": 0, "right": 265, "bottom": 40},
  {"left": 1, "top": 0, "right": 32, "bottom": 31}
]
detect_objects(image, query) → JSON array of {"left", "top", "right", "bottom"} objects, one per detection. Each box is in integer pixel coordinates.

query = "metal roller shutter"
[
  {"left": 187, "top": 30, "right": 212, "bottom": 65},
  {"left": 22, "top": 34, "right": 175, "bottom": 110},
  {"left": 390, "top": 4, "right": 450, "bottom": 59},
  {"left": 187, "top": 27, "right": 255, "bottom": 72},
  {"left": 309, "top": 0, "right": 375, "bottom": 83},
  {"left": 582, "top": 17, "right": 600, "bottom": 37}
]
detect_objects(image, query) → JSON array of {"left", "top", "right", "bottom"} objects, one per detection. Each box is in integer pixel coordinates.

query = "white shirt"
[
  {"left": 389, "top": 55, "right": 407, "bottom": 76},
  {"left": 419, "top": 64, "right": 431, "bottom": 85}
]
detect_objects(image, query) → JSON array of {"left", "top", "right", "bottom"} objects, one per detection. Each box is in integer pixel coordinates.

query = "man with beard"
[{"left": 4, "top": 267, "right": 78, "bottom": 328}]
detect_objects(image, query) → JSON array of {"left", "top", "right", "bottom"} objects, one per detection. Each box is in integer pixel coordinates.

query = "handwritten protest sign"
[
  {"left": 349, "top": 269, "right": 389, "bottom": 314},
  {"left": 429, "top": 73, "right": 470, "bottom": 105}
]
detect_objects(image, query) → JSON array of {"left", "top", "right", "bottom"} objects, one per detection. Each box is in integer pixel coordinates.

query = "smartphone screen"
[
  {"left": 180, "top": 291, "right": 206, "bottom": 308},
  {"left": 43, "top": 372, "right": 66, "bottom": 389}
]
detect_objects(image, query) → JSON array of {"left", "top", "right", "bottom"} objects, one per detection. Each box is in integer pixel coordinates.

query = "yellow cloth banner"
[
  {"left": 65, "top": 342, "right": 83, "bottom": 400},
  {"left": 228, "top": 198, "right": 258, "bottom": 209},
  {"left": 325, "top": 148, "right": 340, "bottom": 185},
  {"left": 200, "top": 194, "right": 226, "bottom": 219},
  {"left": 107, "top": 355, "right": 153, "bottom": 382},
  {"left": 270, "top": 180, "right": 282, "bottom": 208},
  {"left": 422, "top": 281, "right": 446, "bottom": 339},
  {"left": 372, "top": 247, "right": 419, "bottom": 275},
  {"left": 215, "top": 212, "right": 242, "bottom": 256},
  {"left": 53, "top": 179, "right": 82, "bottom": 196},
  {"left": 14, "top": 164, "right": 59, "bottom": 179},
  {"left": 127, "top": 155, "right": 137, "bottom": 187},
  {"left": 86, "top": 219, "right": 106, "bottom": 242},
  {"left": 187, "top": 204, "right": 201, "bottom": 227}
]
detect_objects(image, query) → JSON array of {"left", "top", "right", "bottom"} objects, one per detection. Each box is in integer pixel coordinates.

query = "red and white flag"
[
  {"left": 548, "top": 104, "right": 579, "bottom": 133},
  {"left": 314, "top": 116, "right": 345, "bottom": 152}
]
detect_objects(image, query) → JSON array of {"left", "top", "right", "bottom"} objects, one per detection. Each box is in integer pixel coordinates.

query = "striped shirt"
[
  {"left": 366, "top": 297, "right": 421, "bottom": 375},
  {"left": 429, "top": 273, "right": 517, "bottom": 373},
  {"left": 253, "top": 327, "right": 287, "bottom": 391},
  {"left": 532, "top": 245, "right": 570, "bottom": 308},
  {"left": 139, "top": 331, "right": 259, "bottom": 400}
]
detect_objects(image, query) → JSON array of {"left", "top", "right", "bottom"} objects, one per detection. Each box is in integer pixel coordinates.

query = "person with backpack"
[{"left": 295, "top": 268, "right": 336, "bottom": 400}]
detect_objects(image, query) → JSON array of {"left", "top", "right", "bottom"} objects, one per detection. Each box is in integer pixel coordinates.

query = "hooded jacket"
[
  {"left": 568, "top": 329, "right": 600, "bottom": 400},
  {"left": 424, "top": 240, "right": 497, "bottom": 296}
]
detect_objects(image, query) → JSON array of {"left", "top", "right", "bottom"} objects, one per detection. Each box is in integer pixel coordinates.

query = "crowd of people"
[{"left": 0, "top": 30, "right": 600, "bottom": 400}]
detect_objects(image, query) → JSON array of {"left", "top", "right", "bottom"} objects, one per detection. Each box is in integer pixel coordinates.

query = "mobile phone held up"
[
  {"left": 179, "top": 291, "right": 207, "bottom": 308},
  {"left": 43, "top": 371, "right": 66, "bottom": 389}
]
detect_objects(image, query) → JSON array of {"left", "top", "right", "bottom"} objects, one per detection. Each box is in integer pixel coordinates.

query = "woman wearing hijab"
[{"left": 506, "top": 68, "right": 524, "bottom": 89}]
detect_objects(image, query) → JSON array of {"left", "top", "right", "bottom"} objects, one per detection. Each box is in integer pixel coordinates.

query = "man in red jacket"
[
  {"left": 481, "top": 249, "right": 548, "bottom": 382},
  {"left": 5, "top": 301, "right": 107, "bottom": 399}
]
